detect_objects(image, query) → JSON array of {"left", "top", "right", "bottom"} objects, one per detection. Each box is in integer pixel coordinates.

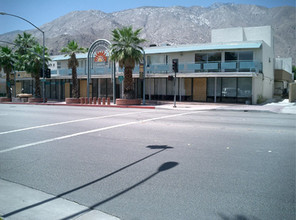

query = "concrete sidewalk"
[
  {"left": 153, "top": 99, "right": 296, "bottom": 114},
  {"left": 0, "top": 179, "right": 120, "bottom": 220}
]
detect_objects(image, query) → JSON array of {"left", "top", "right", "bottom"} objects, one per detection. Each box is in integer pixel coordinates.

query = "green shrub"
[{"left": 257, "top": 95, "right": 267, "bottom": 104}]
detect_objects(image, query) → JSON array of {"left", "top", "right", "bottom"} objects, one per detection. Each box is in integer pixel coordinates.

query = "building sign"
[{"left": 94, "top": 51, "right": 107, "bottom": 63}]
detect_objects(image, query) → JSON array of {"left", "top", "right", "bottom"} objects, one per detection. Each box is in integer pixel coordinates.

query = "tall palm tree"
[
  {"left": 110, "top": 26, "right": 146, "bottom": 99},
  {"left": 14, "top": 32, "right": 37, "bottom": 56},
  {"left": 61, "top": 40, "right": 87, "bottom": 99},
  {"left": 0, "top": 46, "right": 15, "bottom": 99},
  {"left": 23, "top": 44, "right": 50, "bottom": 98}
]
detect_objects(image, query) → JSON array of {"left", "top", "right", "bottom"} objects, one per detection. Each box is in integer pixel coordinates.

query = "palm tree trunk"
[
  {"left": 34, "top": 74, "right": 41, "bottom": 98},
  {"left": 5, "top": 69, "right": 11, "bottom": 98},
  {"left": 124, "top": 66, "right": 134, "bottom": 99},
  {"left": 72, "top": 67, "right": 79, "bottom": 98}
]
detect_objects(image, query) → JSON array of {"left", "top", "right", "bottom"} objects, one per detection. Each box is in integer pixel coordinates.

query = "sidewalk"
[
  {"left": 151, "top": 99, "right": 296, "bottom": 114},
  {"left": 1, "top": 99, "right": 296, "bottom": 114},
  {"left": 0, "top": 179, "right": 120, "bottom": 220}
]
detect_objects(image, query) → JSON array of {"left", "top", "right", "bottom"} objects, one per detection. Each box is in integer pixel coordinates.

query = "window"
[
  {"left": 222, "top": 78, "right": 237, "bottom": 97},
  {"left": 239, "top": 51, "right": 253, "bottom": 61},
  {"left": 237, "top": 78, "right": 252, "bottom": 97},
  {"left": 207, "top": 78, "right": 221, "bottom": 97},
  {"left": 195, "top": 53, "right": 207, "bottom": 62},
  {"left": 208, "top": 52, "right": 221, "bottom": 62},
  {"left": 225, "top": 51, "right": 253, "bottom": 61},
  {"left": 195, "top": 52, "right": 221, "bottom": 72},
  {"left": 57, "top": 62, "right": 61, "bottom": 69},
  {"left": 147, "top": 56, "right": 151, "bottom": 66},
  {"left": 225, "top": 52, "right": 238, "bottom": 61},
  {"left": 79, "top": 60, "right": 84, "bottom": 68},
  {"left": 195, "top": 53, "right": 221, "bottom": 62}
]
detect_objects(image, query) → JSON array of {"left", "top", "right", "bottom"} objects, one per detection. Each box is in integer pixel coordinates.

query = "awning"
[{"left": 144, "top": 41, "right": 262, "bottom": 54}]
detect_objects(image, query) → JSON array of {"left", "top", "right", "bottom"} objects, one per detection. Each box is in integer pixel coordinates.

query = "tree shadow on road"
[{"left": 2, "top": 145, "right": 174, "bottom": 218}]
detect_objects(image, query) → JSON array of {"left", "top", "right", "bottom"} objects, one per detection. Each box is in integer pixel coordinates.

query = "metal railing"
[{"left": 51, "top": 60, "right": 262, "bottom": 76}]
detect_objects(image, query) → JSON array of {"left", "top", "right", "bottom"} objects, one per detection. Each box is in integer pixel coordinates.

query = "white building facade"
[{"left": 13, "top": 26, "right": 278, "bottom": 104}]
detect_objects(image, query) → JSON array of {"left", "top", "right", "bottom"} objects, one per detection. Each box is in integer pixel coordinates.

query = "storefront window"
[
  {"left": 237, "top": 78, "right": 252, "bottom": 97},
  {"left": 222, "top": 78, "right": 237, "bottom": 97},
  {"left": 207, "top": 78, "right": 221, "bottom": 97}
]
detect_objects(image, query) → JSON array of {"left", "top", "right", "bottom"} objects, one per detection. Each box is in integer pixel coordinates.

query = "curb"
[
  {"left": 209, "top": 108, "right": 277, "bottom": 114},
  {"left": 0, "top": 102, "right": 156, "bottom": 109}
]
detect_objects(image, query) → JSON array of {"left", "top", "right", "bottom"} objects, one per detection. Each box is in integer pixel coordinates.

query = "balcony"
[
  {"left": 145, "top": 61, "right": 262, "bottom": 74},
  {"left": 51, "top": 67, "right": 113, "bottom": 76},
  {"left": 51, "top": 61, "right": 262, "bottom": 77}
]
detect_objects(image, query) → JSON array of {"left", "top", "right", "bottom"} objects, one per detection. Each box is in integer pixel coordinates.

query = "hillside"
[{"left": 0, "top": 4, "right": 295, "bottom": 63}]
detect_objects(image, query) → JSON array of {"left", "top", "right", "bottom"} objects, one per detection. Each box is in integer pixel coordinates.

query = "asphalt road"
[{"left": 0, "top": 104, "right": 295, "bottom": 220}]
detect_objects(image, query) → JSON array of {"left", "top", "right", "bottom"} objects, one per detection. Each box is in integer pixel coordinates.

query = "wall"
[
  {"left": 289, "top": 83, "right": 296, "bottom": 102},
  {"left": 275, "top": 58, "right": 292, "bottom": 73},
  {"left": 243, "top": 26, "right": 273, "bottom": 47},
  {"left": 65, "top": 82, "right": 70, "bottom": 98},
  {"left": 261, "top": 41, "right": 274, "bottom": 100},
  {"left": 252, "top": 74, "right": 263, "bottom": 104},
  {"left": 211, "top": 27, "right": 244, "bottom": 43},
  {"left": 212, "top": 26, "right": 273, "bottom": 46}
]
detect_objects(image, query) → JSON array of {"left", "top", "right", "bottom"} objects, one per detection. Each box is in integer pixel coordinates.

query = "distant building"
[
  {"left": 274, "top": 57, "right": 293, "bottom": 97},
  {"left": 6, "top": 25, "right": 292, "bottom": 104}
]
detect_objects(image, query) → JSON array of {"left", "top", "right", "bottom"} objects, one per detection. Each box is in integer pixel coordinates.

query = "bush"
[{"left": 257, "top": 95, "right": 267, "bottom": 104}]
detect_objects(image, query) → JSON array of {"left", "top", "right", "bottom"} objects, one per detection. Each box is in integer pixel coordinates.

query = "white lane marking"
[
  {"left": 0, "top": 111, "right": 201, "bottom": 154},
  {"left": 0, "top": 111, "right": 145, "bottom": 135}
]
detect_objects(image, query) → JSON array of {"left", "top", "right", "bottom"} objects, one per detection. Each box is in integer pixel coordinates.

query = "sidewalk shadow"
[{"left": 2, "top": 145, "right": 173, "bottom": 218}]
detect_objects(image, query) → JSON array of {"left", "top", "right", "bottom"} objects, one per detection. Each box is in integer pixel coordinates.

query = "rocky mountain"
[{"left": 0, "top": 3, "right": 295, "bottom": 63}]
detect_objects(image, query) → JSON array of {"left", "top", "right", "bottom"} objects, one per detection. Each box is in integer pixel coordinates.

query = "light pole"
[
  {"left": 0, "top": 12, "right": 46, "bottom": 103},
  {"left": 141, "top": 49, "right": 146, "bottom": 105}
]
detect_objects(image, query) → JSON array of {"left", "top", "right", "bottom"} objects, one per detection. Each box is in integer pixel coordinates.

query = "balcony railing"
[
  {"left": 51, "top": 67, "right": 113, "bottom": 76},
  {"left": 145, "top": 61, "right": 262, "bottom": 74},
  {"left": 51, "top": 61, "right": 262, "bottom": 76}
]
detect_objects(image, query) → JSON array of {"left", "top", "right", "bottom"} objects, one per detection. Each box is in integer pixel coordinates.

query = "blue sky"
[{"left": 0, "top": 0, "right": 295, "bottom": 34}]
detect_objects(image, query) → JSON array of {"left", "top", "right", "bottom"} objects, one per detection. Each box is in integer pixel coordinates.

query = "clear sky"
[{"left": 0, "top": 0, "right": 295, "bottom": 34}]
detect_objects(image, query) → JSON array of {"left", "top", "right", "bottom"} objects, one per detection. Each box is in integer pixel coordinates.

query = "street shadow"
[
  {"left": 2, "top": 145, "right": 173, "bottom": 218},
  {"left": 61, "top": 161, "right": 179, "bottom": 220},
  {"left": 218, "top": 213, "right": 262, "bottom": 220},
  {"left": 146, "top": 145, "right": 173, "bottom": 150}
]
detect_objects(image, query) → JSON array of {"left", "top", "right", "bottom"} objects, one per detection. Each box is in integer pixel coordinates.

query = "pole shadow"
[
  {"left": 218, "top": 213, "right": 262, "bottom": 220},
  {"left": 61, "top": 161, "right": 179, "bottom": 220},
  {"left": 2, "top": 145, "right": 173, "bottom": 218}
]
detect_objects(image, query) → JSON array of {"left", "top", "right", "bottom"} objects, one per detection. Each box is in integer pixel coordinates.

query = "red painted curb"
[{"left": 0, "top": 102, "right": 156, "bottom": 109}]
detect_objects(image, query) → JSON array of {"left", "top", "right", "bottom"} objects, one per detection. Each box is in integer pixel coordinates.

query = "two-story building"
[{"left": 14, "top": 26, "right": 278, "bottom": 104}]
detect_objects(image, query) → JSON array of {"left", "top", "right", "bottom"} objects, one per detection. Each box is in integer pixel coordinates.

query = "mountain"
[{"left": 0, "top": 4, "right": 295, "bottom": 63}]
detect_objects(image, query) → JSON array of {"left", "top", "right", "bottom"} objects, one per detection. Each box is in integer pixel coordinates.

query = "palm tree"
[
  {"left": 61, "top": 40, "right": 87, "bottom": 99},
  {"left": 23, "top": 44, "right": 50, "bottom": 98},
  {"left": 0, "top": 46, "right": 15, "bottom": 99},
  {"left": 13, "top": 32, "right": 51, "bottom": 99},
  {"left": 14, "top": 32, "right": 37, "bottom": 56},
  {"left": 110, "top": 26, "right": 146, "bottom": 99}
]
